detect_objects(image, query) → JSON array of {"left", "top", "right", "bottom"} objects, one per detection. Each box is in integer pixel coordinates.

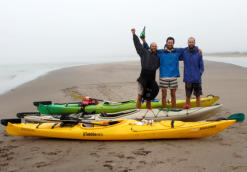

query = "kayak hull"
[
  {"left": 5, "top": 118, "right": 235, "bottom": 140},
  {"left": 37, "top": 96, "right": 220, "bottom": 115},
  {"left": 25, "top": 104, "right": 222, "bottom": 123}
]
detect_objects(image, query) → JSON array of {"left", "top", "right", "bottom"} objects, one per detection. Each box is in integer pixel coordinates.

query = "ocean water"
[
  {"left": 204, "top": 56, "right": 247, "bottom": 68},
  {"left": 1, "top": 56, "right": 246, "bottom": 95},
  {"left": 0, "top": 57, "right": 137, "bottom": 95}
]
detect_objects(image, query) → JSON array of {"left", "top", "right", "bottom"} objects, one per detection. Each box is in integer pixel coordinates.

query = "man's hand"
[
  {"left": 131, "top": 28, "right": 135, "bottom": 35},
  {"left": 198, "top": 48, "right": 203, "bottom": 54},
  {"left": 141, "top": 37, "right": 146, "bottom": 43}
]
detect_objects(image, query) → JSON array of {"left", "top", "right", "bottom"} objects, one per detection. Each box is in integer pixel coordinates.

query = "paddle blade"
[
  {"left": 227, "top": 113, "right": 245, "bottom": 122},
  {"left": 1, "top": 118, "right": 21, "bottom": 126},
  {"left": 33, "top": 101, "right": 52, "bottom": 107},
  {"left": 71, "top": 94, "right": 87, "bottom": 99}
]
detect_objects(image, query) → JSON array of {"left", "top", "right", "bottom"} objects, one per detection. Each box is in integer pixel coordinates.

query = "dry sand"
[{"left": 0, "top": 60, "right": 247, "bottom": 172}]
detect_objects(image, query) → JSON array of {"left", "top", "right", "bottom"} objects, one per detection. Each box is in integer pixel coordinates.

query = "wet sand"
[{"left": 0, "top": 60, "right": 247, "bottom": 172}]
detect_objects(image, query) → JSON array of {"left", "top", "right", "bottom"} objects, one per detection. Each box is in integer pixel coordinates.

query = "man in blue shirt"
[
  {"left": 182, "top": 37, "right": 204, "bottom": 107},
  {"left": 143, "top": 37, "right": 184, "bottom": 108},
  {"left": 156, "top": 37, "right": 184, "bottom": 108}
]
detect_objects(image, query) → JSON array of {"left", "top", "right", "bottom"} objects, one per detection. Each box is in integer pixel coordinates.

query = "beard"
[
  {"left": 151, "top": 49, "right": 157, "bottom": 54},
  {"left": 189, "top": 45, "right": 195, "bottom": 50},
  {"left": 166, "top": 45, "right": 173, "bottom": 50}
]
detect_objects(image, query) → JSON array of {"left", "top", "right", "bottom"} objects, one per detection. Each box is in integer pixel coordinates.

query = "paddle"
[
  {"left": 214, "top": 113, "right": 245, "bottom": 122},
  {"left": 71, "top": 93, "right": 118, "bottom": 104},
  {"left": 1, "top": 118, "right": 109, "bottom": 127},
  {"left": 16, "top": 112, "right": 41, "bottom": 118},
  {"left": 226, "top": 113, "right": 245, "bottom": 122}
]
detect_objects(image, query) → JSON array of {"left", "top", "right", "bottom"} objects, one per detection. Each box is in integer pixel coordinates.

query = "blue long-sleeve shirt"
[
  {"left": 156, "top": 48, "right": 184, "bottom": 78},
  {"left": 181, "top": 47, "right": 204, "bottom": 83}
]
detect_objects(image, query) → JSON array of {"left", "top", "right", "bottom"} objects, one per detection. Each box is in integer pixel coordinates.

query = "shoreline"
[
  {"left": 0, "top": 59, "right": 139, "bottom": 96},
  {"left": 1, "top": 56, "right": 247, "bottom": 97},
  {"left": 1, "top": 60, "right": 247, "bottom": 171}
]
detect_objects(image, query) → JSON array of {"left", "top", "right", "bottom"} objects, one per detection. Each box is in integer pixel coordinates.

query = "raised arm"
[
  {"left": 141, "top": 37, "right": 150, "bottom": 50},
  {"left": 131, "top": 28, "right": 146, "bottom": 57}
]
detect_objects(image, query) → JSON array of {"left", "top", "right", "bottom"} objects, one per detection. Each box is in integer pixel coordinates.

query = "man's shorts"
[
  {"left": 159, "top": 78, "right": 178, "bottom": 89},
  {"left": 185, "top": 83, "right": 203, "bottom": 97},
  {"left": 137, "top": 82, "right": 143, "bottom": 96}
]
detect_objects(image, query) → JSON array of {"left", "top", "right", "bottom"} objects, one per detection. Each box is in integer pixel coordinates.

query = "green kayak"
[{"left": 34, "top": 96, "right": 219, "bottom": 115}]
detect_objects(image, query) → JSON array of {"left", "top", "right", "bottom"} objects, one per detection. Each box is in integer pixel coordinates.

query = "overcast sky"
[{"left": 0, "top": 0, "right": 246, "bottom": 61}]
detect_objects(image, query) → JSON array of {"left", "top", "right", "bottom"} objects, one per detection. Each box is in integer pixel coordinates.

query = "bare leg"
[
  {"left": 171, "top": 89, "right": 176, "bottom": 108},
  {"left": 136, "top": 95, "right": 142, "bottom": 109},
  {"left": 146, "top": 101, "right": 151, "bottom": 109},
  {"left": 162, "top": 88, "right": 167, "bottom": 108},
  {"left": 196, "top": 96, "right": 201, "bottom": 107},
  {"left": 186, "top": 96, "right": 191, "bottom": 106}
]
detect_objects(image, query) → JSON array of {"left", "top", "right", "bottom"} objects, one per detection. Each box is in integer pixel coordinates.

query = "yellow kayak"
[{"left": 2, "top": 115, "right": 241, "bottom": 140}]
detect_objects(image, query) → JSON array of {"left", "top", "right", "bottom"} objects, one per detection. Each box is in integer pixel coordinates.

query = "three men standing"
[{"left": 132, "top": 28, "right": 204, "bottom": 108}]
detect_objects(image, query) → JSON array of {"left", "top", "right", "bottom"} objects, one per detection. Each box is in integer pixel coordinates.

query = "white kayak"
[{"left": 23, "top": 104, "right": 222, "bottom": 122}]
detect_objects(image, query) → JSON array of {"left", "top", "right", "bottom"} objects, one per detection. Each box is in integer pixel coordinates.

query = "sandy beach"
[{"left": 1, "top": 60, "right": 247, "bottom": 172}]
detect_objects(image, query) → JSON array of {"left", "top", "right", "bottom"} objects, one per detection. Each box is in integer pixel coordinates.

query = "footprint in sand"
[
  {"left": 30, "top": 146, "right": 40, "bottom": 152},
  {"left": 132, "top": 148, "right": 151, "bottom": 156},
  {"left": 117, "top": 167, "right": 133, "bottom": 172},
  {"left": 42, "top": 149, "right": 62, "bottom": 156},
  {"left": 62, "top": 86, "right": 81, "bottom": 98},
  {"left": 149, "top": 160, "right": 166, "bottom": 166},
  {"left": 109, "top": 152, "right": 125, "bottom": 159},
  {"left": 126, "top": 156, "right": 135, "bottom": 160},
  {"left": 90, "top": 152, "right": 100, "bottom": 158},
  {"left": 166, "top": 157, "right": 174, "bottom": 163},
  {"left": 139, "top": 160, "right": 146, "bottom": 164},
  {"left": 34, "top": 161, "right": 51, "bottom": 168},
  {"left": 3, "top": 133, "right": 9, "bottom": 137},
  {"left": 97, "top": 143, "right": 107, "bottom": 151},
  {"left": 229, "top": 165, "right": 247, "bottom": 171},
  {"left": 211, "top": 135, "right": 223, "bottom": 141},
  {"left": 0, "top": 162, "right": 8, "bottom": 168},
  {"left": 184, "top": 150, "right": 191, "bottom": 155},
  {"left": 178, "top": 158, "right": 188, "bottom": 162},
  {"left": 232, "top": 152, "right": 243, "bottom": 159},
  {"left": 219, "top": 142, "right": 232, "bottom": 146},
  {"left": 0, "top": 145, "right": 17, "bottom": 164},
  {"left": 103, "top": 160, "right": 115, "bottom": 170}
]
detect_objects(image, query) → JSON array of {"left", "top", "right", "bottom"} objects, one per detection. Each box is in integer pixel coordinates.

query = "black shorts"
[{"left": 185, "top": 83, "right": 202, "bottom": 97}]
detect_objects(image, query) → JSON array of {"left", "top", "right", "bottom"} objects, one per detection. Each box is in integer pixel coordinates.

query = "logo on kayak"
[
  {"left": 83, "top": 132, "right": 103, "bottom": 136},
  {"left": 200, "top": 125, "right": 216, "bottom": 130}
]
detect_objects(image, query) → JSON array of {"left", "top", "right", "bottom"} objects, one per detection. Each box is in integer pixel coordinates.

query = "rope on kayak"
[
  {"left": 152, "top": 105, "right": 214, "bottom": 119},
  {"left": 51, "top": 122, "right": 59, "bottom": 129},
  {"left": 142, "top": 110, "right": 149, "bottom": 119},
  {"left": 142, "top": 109, "right": 156, "bottom": 119},
  {"left": 36, "top": 123, "right": 42, "bottom": 129}
]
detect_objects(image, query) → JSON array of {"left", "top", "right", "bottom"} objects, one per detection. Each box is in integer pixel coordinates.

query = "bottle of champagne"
[{"left": 140, "top": 26, "right": 146, "bottom": 39}]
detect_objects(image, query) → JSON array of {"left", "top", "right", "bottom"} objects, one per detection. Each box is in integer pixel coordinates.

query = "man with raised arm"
[{"left": 131, "top": 28, "right": 160, "bottom": 109}]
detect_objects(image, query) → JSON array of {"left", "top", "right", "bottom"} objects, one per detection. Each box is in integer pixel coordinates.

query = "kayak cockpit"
[{"left": 80, "top": 120, "right": 125, "bottom": 128}]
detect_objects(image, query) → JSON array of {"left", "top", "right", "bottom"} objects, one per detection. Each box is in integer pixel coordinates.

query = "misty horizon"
[{"left": 0, "top": 0, "right": 247, "bottom": 62}]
